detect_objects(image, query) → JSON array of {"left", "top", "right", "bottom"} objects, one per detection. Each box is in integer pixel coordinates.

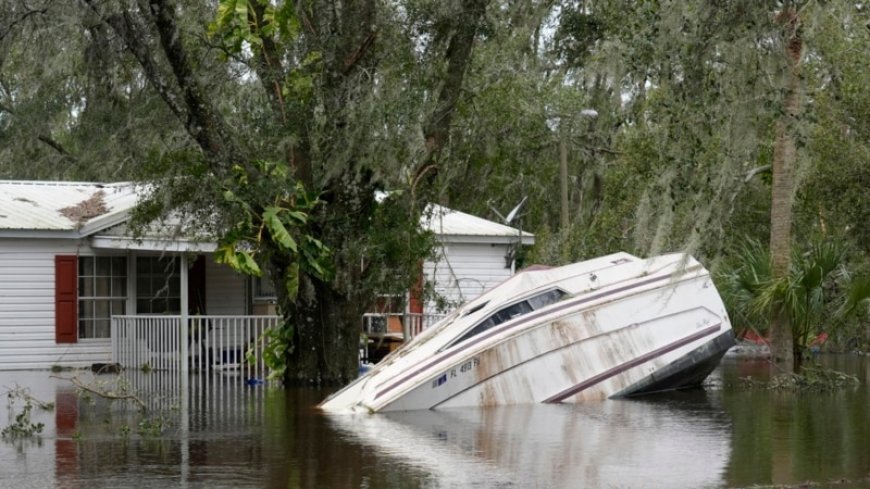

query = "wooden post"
[{"left": 180, "top": 253, "right": 189, "bottom": 376}]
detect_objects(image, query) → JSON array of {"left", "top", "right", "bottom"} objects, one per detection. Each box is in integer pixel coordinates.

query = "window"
[
  {"left": 253, "top": 276, "right": 277, "bottom": 302},
  {"left": 136, "top": 256, "right": 181, "bottom": 314},
  {"left": 527, "top": 289, "right": 567, "bottom": 310},
  {"left": 451, "top": 289, "right": 567, "bottom": 347},
  {"left": 462, "top": 302, "right": 489, "bottom": 317},
  {"left": 78, "top": 256, "right": 127, "bottom": 339}
]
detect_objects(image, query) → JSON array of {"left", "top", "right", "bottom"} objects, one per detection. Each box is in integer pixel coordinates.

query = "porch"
[
  {"left": 111, "top": 315, "right": 281, "bottom": 379},
  {"left": 111, "top": 312, "right": 446, "bottom": 375}
]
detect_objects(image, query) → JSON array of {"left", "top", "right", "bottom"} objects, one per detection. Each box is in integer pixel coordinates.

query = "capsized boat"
[{"left": 320, "top": 252, "right": 735, "bottom": 413}]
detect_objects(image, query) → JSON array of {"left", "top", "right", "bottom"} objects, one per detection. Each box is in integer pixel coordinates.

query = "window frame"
[
  {"left": 134, "top": 255, "right": 182, "bottom": 315},
  {"left": 77, "top": 255, "right": 128, "bottom": 341},
  {"left": 252, "top": 275, "right": 277, "bottom": 303}
]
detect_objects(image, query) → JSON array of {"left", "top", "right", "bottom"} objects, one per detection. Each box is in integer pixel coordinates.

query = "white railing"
[
  {"left": 111, "top": 315, "right": 281, "bottom": 381},
  {"left": 362, "top": 312, "right": 445, "bottom": 340}
]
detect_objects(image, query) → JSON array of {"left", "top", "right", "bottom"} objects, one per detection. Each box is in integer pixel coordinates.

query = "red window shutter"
[{"left": 55, "top": 256, "right": 78, "bottom": 344}]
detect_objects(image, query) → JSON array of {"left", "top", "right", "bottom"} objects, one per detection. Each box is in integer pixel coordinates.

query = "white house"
[
  {"left": 422, "top": 204, "right": 534, "bottom": 310},
  {"left": 0, "top": 180, "right": 533, "bottom": 371}
]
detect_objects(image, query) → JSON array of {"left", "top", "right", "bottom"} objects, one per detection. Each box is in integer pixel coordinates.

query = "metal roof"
[
  {"left": 0, "top": 181, "right": 534, "bottom": 244},
  {"left": 423, "top": 204, "right": 534, "bottom": 244},
  {"left": 0, "top": 181, "right": 138, "bottom": 236}
]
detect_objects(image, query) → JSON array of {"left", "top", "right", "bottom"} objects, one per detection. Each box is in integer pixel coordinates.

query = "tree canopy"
[{"left": 2, "top": 0, "right": 868, "bottom": 380}]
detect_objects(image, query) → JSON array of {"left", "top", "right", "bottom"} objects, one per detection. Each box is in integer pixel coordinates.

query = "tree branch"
[
  {"left": 343, "top": 30, "right": 377, "bottom": 75},
  {"left": 81, "top": 0, "right": 188, "bottom": 122},
  {"left": 37, "top": 134, "right": 78, "bottom": 163},
  {"left": 743, "top": 164, "right": 771, "bottom": 183},
  {"left": 147, "top": 0, "right": 244, "bottom": 168},
  {"left": 84, "top": 0, "right": 244, "bottom": 169},
  {"left": 51, "top": 375, "right": 147, "bottom": 411},
  {"left": 249, "top": 1, "right": 288, "bottom": 126},
  {"left": 0, "top": 100, "right": 78, "bottom": 163},
  {"left": 0, "top": 5, "right": 49, "bottom": 44},
  {"left": 2, "top": 385, "right": 54, "bottom": 410},
  {"left": 579, "top": 145, "right": 623, "bottom": 156},
  {"left": 416, "top": 0, "right": 489, "bottom": 187}
]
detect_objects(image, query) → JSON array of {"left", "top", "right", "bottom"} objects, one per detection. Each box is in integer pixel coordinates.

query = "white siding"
[
  {"left": 423, "top": 242, "right": 513, "bottom": 314},
  {"left": 204, "top": 259, "right": 248, "bottom": 315},
  {"left": 0, "top": 238, "right": 112, "bottom": 370}
]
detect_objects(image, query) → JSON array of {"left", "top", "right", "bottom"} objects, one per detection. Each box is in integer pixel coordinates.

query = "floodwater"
[{"left": 1, "top": 355, "right": 868, "bottom": 489}]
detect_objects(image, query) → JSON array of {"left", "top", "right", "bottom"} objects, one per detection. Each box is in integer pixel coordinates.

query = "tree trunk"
[
  {"left": 560, "top": 129, "right": 570, "bottom": 231},
  {"left": 284, "top": 283, "right": 362, "bottom": 386},
  {"left": 768, "top": 10, "right": 802, "bottom": 373},
  {"left": 415, "top": 0, "right": 489, "bottom": 192}
]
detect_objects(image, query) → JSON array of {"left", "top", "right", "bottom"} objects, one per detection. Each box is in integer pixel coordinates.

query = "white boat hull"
[{"left": 321, "top": 253, "right": 735, "bottom": 413}]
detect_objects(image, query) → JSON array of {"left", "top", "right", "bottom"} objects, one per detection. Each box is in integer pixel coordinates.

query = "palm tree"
[
  {"left": 768, "top": 6, "right": 803, "bottom": 372},
  {"left": 717, "top": 239, "right": 870, "bottom": 371}
]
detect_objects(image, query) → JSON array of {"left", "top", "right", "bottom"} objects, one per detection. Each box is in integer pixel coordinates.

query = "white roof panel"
[
  {"left": 0, "top": 181, "right": 533, "bottom": 245},
  {"left": 423, "top": 204, "right": 534, "bottom": 244},
  {"left": 0, "top": 181, "right": 138, "bottom": 235}
]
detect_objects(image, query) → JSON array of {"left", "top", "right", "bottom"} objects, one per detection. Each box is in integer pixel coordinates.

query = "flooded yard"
[{"left": 1, "top": 355, "right": 868, "bottom": 488}]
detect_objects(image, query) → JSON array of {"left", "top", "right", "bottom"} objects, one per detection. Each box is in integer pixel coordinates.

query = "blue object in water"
[{"left": 245, "top": 378, "right": 265, "bottom": 386}]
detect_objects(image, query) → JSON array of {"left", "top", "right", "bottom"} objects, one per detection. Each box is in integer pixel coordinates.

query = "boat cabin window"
[
  {"left": 463, "top": 302, "right": 488, "bottom": 317},
  {"left": 526, "top": 289, "right": 566, "bottom": 310},
  {"left": 451, "top": 289, "right": 566, "bottom": 347}
]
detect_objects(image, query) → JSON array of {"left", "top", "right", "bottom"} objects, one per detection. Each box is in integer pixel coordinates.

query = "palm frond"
[{"left": 842, "top": 275, "right": 870, "bottom": 315}]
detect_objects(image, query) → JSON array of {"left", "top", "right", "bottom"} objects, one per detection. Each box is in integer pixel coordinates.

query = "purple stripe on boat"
[{"left": 542, "top": 323, "right": 721, "bottom": 403}]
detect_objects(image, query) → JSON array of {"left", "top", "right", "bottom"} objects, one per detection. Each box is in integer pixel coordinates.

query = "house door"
[{"left": 189, "top": 255, "right": 207, "bottom": 315}]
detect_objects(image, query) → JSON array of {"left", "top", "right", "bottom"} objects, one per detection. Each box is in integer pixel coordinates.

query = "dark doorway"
[{"left": 189, "top": 255, "right": 207, "bottom": 315}]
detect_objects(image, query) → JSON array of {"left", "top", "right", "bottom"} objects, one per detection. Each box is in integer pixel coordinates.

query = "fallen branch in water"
[
  {"left": 50, "top": 375, "right": 147, "bottom": 412},
  {"left": 3, "top": 385, "right": 54, "bottom": 411},
  {"left": 1, "top": 385, "right": 53, "bottom": 441}
]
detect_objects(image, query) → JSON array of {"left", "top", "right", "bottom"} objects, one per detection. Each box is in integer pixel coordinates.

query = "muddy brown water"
[{"left": 1, "top": 355, "right": 868, "bottom": 489}]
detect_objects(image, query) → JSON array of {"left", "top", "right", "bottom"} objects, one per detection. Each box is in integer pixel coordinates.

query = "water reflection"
[
  {"left": 720, "top": 355, "right": 870, "bottom": 487},
  {"left": 329, "top": 392, "right": 732, "bottom": 488},
  {"left": 0, "top": 356, "right": 868, "bottom": 488}
]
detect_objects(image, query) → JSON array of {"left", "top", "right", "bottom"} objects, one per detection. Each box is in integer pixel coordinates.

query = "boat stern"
[{"left": 612, "top": 329, "right": 736, "bottom": 398}]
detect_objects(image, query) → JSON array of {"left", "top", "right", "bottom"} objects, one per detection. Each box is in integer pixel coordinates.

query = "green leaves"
[
  {"left": 258, "top": 321, "right": 296, "bottom": 380},
  {"left": 216, "top": 162, "right": 332, "bottom": 296},
  {"left": 263, "top": 206, "right": 298, "bottom": 252},
  {"left": 210, "top": 0, "right": 303, "bottom": 57},
  {"left": 843, "top": 276, "right": 870, "bottom": 316},
  {"left": 214, "top": 243, "right": 262, "bottom": 276},
  {"left": 717, "top": 238, "right": 868, "bottom": 354},
  {"left": 282, "top": 51, "right": 322, "bottom": 102},
  {"left": 261, "top": 1, "right": 301, "bottom": 39},
  {"left": 210, "top": 0, "right": 257, "bottom": 54}
]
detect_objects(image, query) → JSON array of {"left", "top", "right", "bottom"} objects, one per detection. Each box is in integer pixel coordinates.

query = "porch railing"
[{"left": 111, "top": 315, "right": 281, "bottom": 381}]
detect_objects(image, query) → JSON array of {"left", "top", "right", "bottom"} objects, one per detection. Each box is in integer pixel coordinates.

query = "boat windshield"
[{"left": 450, "top": 289, "right": 566, "bottom": 348}]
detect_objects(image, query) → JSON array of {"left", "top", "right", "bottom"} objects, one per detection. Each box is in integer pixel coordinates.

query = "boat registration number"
[{"left": 431, "top": 357, "right": 480, "bottom": 389}]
